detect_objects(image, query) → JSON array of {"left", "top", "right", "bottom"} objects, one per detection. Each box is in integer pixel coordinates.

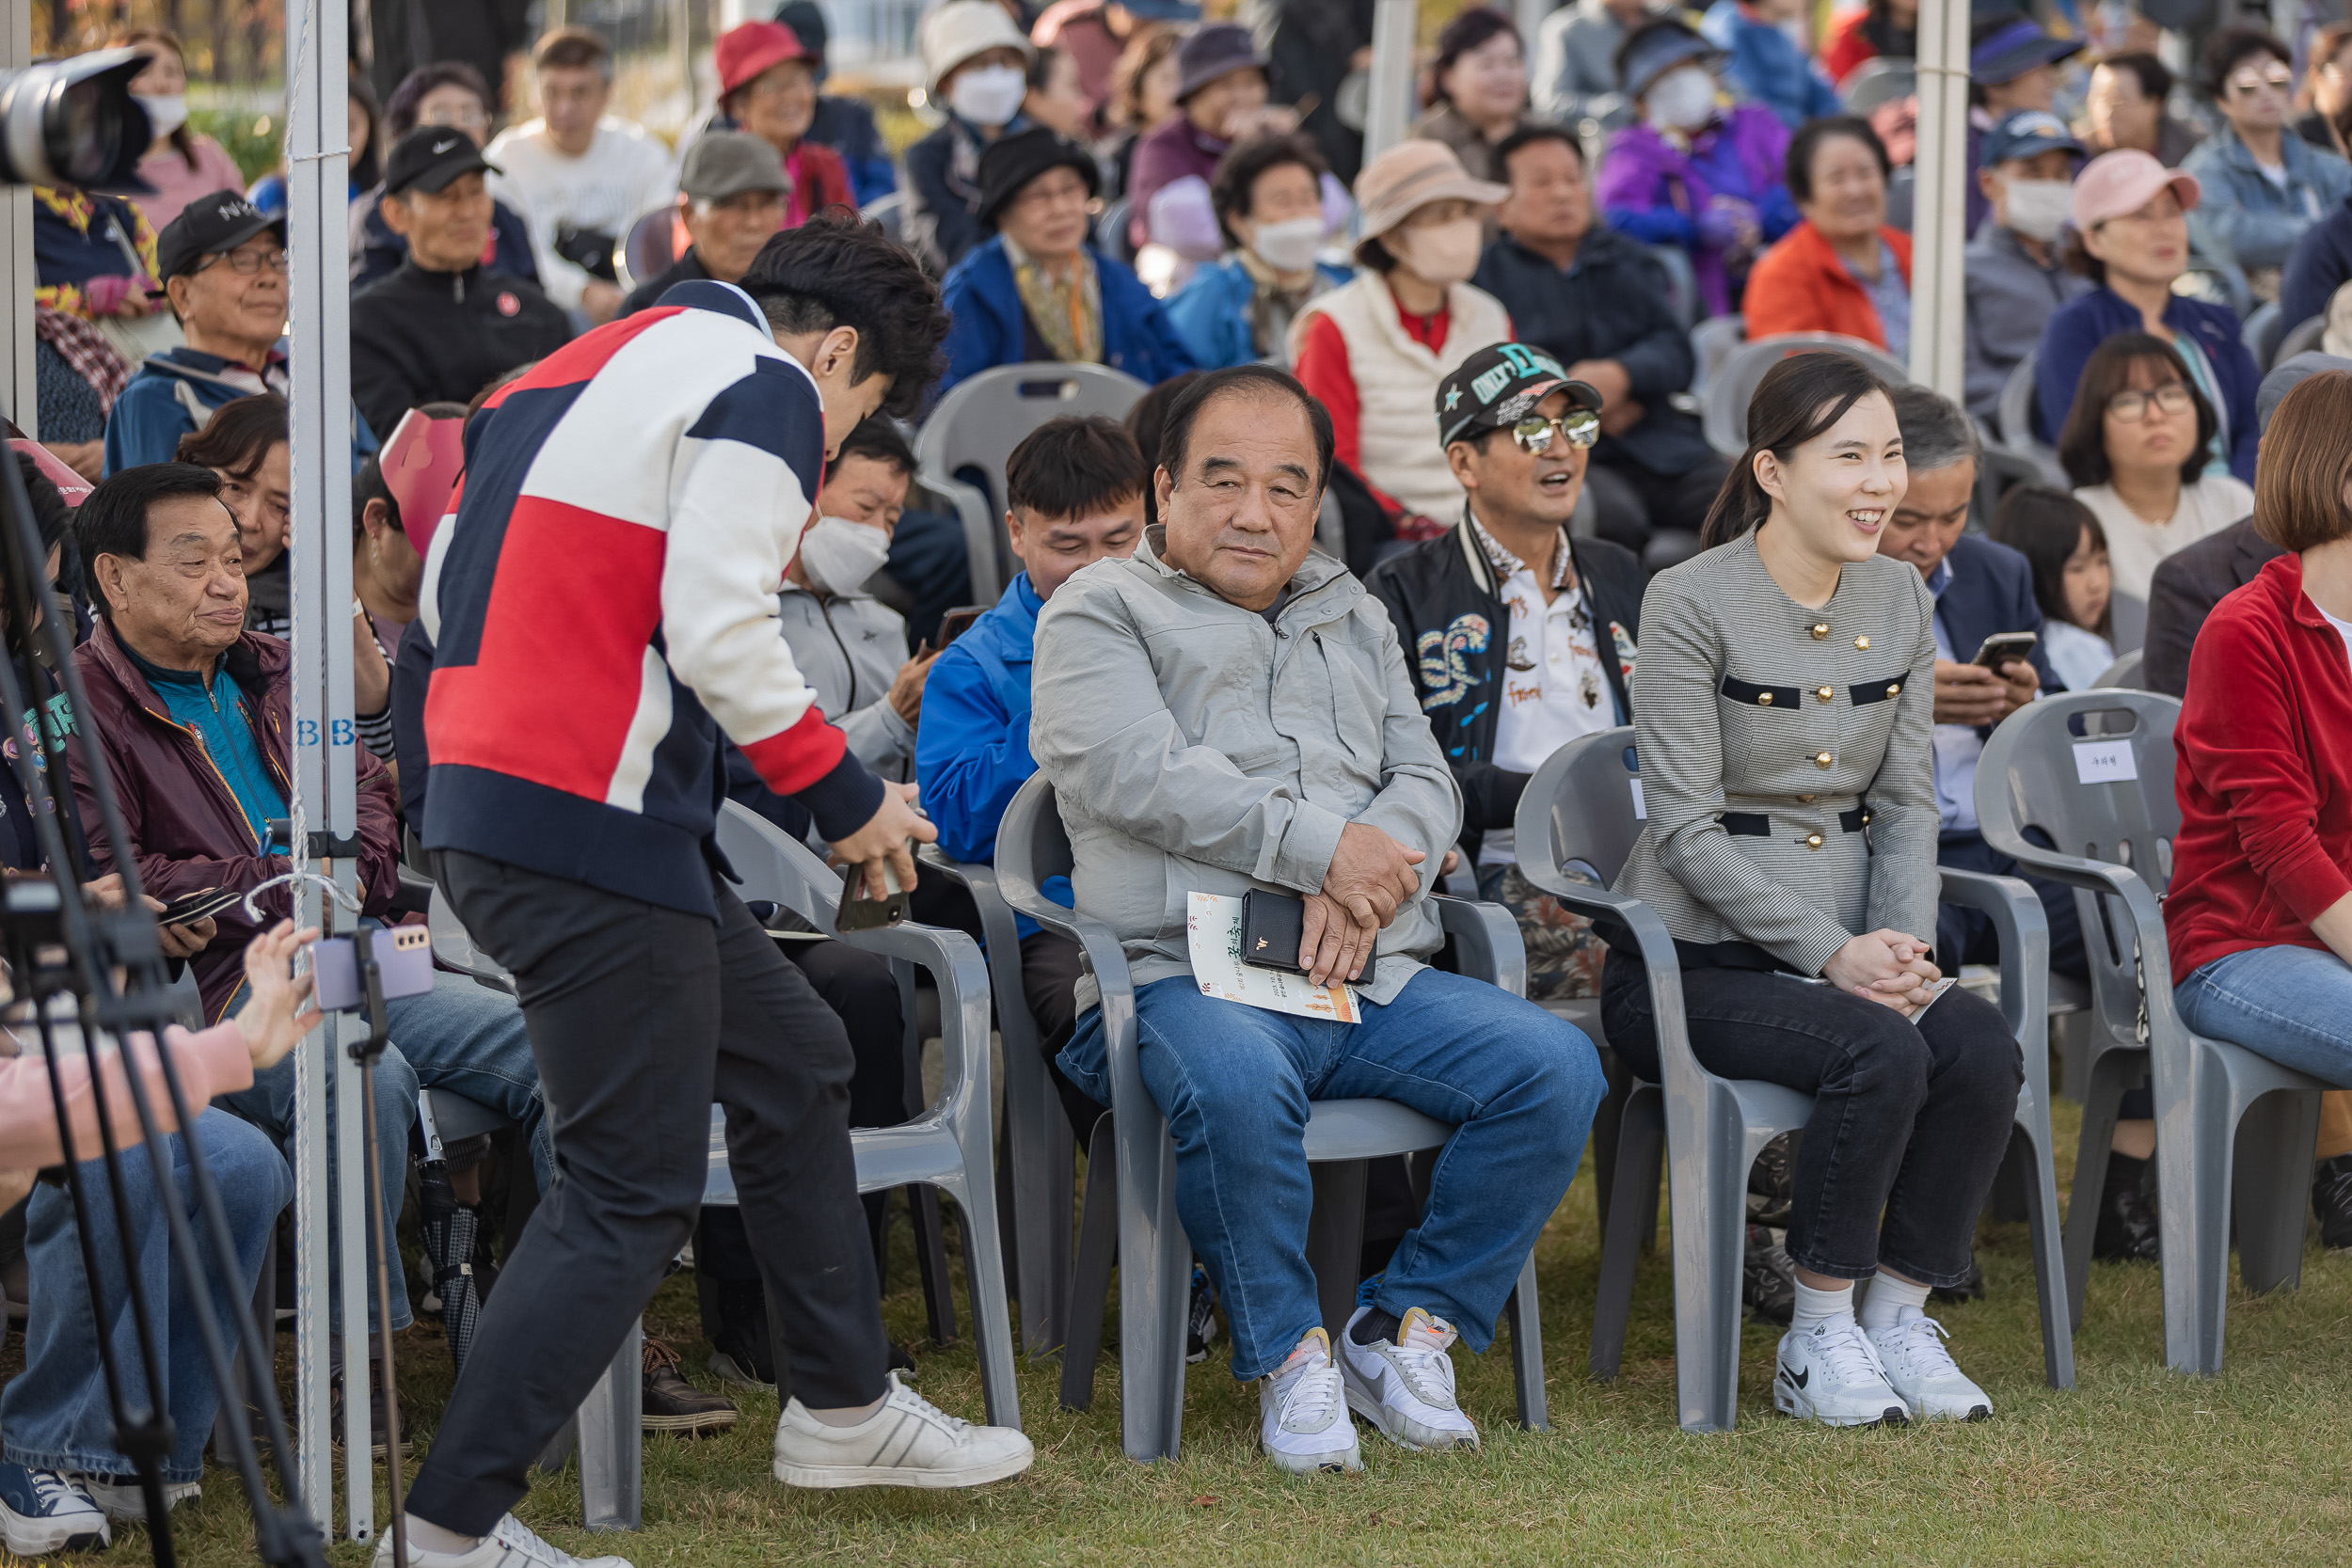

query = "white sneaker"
[
  {"left": 78, "top": 1474, "right": 199, "bottom": 1522},
  {"left": 1772, "top": 1319, "right": 1910, "bottom": 1428},
  {"left": 1868, "top": 1308, "right": 1993, "bottom": 1421},
  {"left": 1259, "top": 1328, "right": 1361, "bottom": 1475},
  {"left": 1337, "top": 1307, "right": 1480, "bottom": 1452},
  {"left": 369, "top": 1513, "right": 634, "bottom": 1567},
  {"left": 771, "top": 1370, "right": 1033, "bottom": 1489}
]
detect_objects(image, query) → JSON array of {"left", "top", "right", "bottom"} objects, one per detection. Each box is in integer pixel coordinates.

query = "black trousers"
[
  {"left": 1601, "top": 948, "right": 2021, "bottom": 1287},
  {"left": 408, "top": 852, "right": 889, "bottom": 1535}
]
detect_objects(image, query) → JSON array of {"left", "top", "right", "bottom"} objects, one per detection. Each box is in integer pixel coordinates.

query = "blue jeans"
[
  {"left": 0, "top": 1110, "right": 290, "bottom": 1482},
  {"left": 1059, "top": 968, "right": 1605, "bottom": 1380},
  {"left": 2176, "top": 943, "right": 2352, "bottom": 1087},
  {"left": 219, "top": 968, "right": 551, "bottom": 1332}
]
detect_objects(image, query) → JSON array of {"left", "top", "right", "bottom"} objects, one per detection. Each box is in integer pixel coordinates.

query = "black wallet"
[{"left": 1238, "top": 889, "right": 1308, "bottom": 974}]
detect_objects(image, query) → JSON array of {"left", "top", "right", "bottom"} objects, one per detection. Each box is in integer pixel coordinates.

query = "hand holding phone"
[{"left": 1972, "top": 630, "right": 2039, "bottom": 673}]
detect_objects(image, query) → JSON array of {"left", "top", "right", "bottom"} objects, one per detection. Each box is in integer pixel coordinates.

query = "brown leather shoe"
[{"left": 643, "top": 1338, "right": 738, "bottom": 1435}]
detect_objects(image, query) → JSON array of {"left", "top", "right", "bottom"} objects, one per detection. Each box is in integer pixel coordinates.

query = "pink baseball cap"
[{"left": 2072, "top": 149, "right": 2200, "bottom": 230}]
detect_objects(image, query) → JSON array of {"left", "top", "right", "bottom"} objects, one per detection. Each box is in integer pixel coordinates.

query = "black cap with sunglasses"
[
  {"left": 155, "top": 189, "right": 288, "bottom": 282},
  {"left": 1435, "top": 343, "right": 1603, "bottom": 452}
]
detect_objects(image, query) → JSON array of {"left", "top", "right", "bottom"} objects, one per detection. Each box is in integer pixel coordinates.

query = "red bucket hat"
[{"left": 716, "top": 21, "right": 809, "bottom": 100}]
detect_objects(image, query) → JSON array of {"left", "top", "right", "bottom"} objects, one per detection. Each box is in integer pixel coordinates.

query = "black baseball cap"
[
  {"left": 155, "top": 189, "right": 286, "bottom": 282},
  {"left": 384, "top": 125, "right": 500, "bottom": 197},
  {"left": 1436, "top": 343, "right": 1601, "bottom": 448}
]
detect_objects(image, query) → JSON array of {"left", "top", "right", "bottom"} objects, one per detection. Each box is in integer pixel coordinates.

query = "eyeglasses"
[
  {"left": 1509, "top": 409, "right": 1600, "bottom": 452},
  {"left": 2227, "top": 67, "right": 2294, "bottom": 95},
  {"left": 198, "top": 248, "right": 290, "bottom": 277},
  {"left": 2106, "top": 383, "right": 2194, "bottom": 420},
  {"left": 420, "top": 103, "right": 490, "bottom": 130}
]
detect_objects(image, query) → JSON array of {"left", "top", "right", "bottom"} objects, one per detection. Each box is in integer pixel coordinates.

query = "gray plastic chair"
[
  {"left": 1840, "top": 55, "right": 1916, "bottom": 116},
  {"left": 859, "top": 189, "right": 905, "bottom": 243},
  {"left": 1977, "top": 691, "right": 2327, "bottom": 1372},
  {"left": 711, "top": 800, "right": 1022, "bottom": 1426},
  {"left": 993, "top": 774, "right": 1547, "bottom": 1463},
  {"left": 1689, "top": 313, "right": 1745, "bottom": 399},
  {"left": 2109, "top": 588, "right": 2148, "bottom": 654},
  {"left": 2240, "top": 298, "right": 2281, "bottom": 369},
  {"left": 1646, "top": 242, "right": 1699, "bottom": 330},
  {"left": 2090, "top": 647, "right": 2144, "bottom": 689},
  {"left": 1515, "top": 729, "right": 2074, "bottom": 1432},
  {"left": 1994, "top": 349, "right": 2069, "bottom": 488},
  {"left": 2276, "top": 312, "right": 2326, "bottom": 364},
  {"left": 914, "top": 362, "right": 1150, "bottom": 602},
  {"left": 922, "top": 850, "right": 1076, "bottom": 1356},
  {"left": 1704, "top": 334, "right": 1911, "bottom": 455}
]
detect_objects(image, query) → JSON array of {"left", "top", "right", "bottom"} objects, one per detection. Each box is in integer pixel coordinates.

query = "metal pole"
[
  {"left": 1907, "top": 0, "right": 1969, "bottom": 400},
  {"left": 284, "top": 0, "right": 369, "bottom": 1541},
  {"left": 0, "top": 0, "right": 31, "bottom": 437},
  {"left": 1363, "top": 0, "right": 1419, "bottom": 166}
]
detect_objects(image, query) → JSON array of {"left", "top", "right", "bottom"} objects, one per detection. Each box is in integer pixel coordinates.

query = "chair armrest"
[
  {"left": 839, "top": 920, "right": 993, "bottom": 1124},
  {"left": 389, "top": 866, "right": 435, "bottom": 918},
  {"left": 920, "top": 852, "right": 1037, "bottom": 1056},
  {"left": 1937, "top": 865, "right": 2053, "bottom": 1110},
  {"left": 1429, "top": 894, "right": 1526, "bottom": 998},
  {"left": 1971, "top": 839, "right": 2175, "bottom": 993},
  {"left": 993, "top": 847, "right": 1148, "bottom": 1126}
]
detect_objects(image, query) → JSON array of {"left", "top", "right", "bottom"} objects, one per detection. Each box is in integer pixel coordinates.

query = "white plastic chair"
[
  {"left": 1517, "top": 729, "right": 2074, "bottom": 1431},
  {"left": 1978, "top": 690, "right": 2327, "bottom": 1371}
]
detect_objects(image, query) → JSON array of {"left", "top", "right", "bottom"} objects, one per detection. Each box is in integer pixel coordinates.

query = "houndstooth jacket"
[{"left": 1613, "top": 531, "right": 1939, "bottom": 977}]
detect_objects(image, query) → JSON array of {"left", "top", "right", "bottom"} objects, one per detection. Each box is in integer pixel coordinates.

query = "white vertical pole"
[
  {"left": 284, "top": 0, "right": 366, "bottom": 1541},
  {"left": 1364, "top": 0, "right": 1419, "bottom": 166},
  {"left": 1907, "top": 0, "right": 1969, "bottom": 401},
  {"left": 0, "top": 0, "right": 30, "bottom": 437}
]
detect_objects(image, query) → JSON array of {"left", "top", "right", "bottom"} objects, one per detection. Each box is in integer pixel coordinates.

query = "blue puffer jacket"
[
  {"left": 2035, "top": 285, "right": 2261, "bottom": 484},
  {"left": 937, "top": 238, "right": 1199, "bottom": 396},
  {"left": 1162, "top": 253, "right": 1352, "bottom": 370}
]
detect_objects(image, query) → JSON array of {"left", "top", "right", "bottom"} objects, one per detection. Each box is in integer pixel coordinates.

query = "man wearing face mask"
[
  {"left": 1166, "top": 134, "right": 1350, "bottom": 370},
  {"left": 1963, "top": 110, "right": 2091, "bottom": 420},
  {"left": 905, "top": 0, "right": 1039, "bottom": 277}
]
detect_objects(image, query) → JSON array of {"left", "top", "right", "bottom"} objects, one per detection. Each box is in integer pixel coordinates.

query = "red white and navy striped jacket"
[{"left": 418, "top": 280, "right": 882, "bottom": 916}]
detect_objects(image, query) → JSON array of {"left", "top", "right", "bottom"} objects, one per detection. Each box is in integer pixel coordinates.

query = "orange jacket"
[{"left": 1741, "top": 221, "right": 1913, "bottom": 350}]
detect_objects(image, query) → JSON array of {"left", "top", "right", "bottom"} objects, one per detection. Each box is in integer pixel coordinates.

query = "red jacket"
[
  {"left": 2167, "top": 552, "right": 2352, "bottom": 982},
  {"left": 787, "top": 141, "right": 856, "bottom": 227},
  {"left": 1742, "top": 221, "right": 1912, "bottom": 349},
  {"left": 70, "top": 623, "right": 401, "bottom": 1022}
]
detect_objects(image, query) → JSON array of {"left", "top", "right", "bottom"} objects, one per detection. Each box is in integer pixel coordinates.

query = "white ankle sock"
[
  {"left": 1859, "top": 1270, "right": 1932, "bottom": 1332},
  {"left": 806, "top": 1392, "right": 889, "bottom": 1429},
  {"left": 405, "top": 1515, "right": 480, "bottom": 1558},
  {"left": 1788, "top": 1278, "right": 1853, "bottom": 1336}
]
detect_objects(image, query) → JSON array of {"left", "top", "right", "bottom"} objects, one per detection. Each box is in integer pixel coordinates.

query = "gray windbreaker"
[
  {"left": 1030, "top": 531, "right": 1462, "bottom": 1012},
  {"left": 775, "top": 582, "right": 915, "bottom": 780}
]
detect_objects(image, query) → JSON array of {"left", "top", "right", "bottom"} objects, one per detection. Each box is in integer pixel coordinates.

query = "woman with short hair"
[
  {"left": 1415, "top": 6, "right": 1536, "bottom": 186},
  {"left": 1601, "top": 351, "right": 2022, "bottom": 1428},
  {"left": 2169, "top": 367, "right": 2352, "bottom": 1091},
  {"left": 1742, "top": 117, "right": 1910, "bottom": 356}
]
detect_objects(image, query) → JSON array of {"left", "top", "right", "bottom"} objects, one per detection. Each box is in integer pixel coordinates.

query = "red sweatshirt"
[{"left": 2167, "top": 552, "right": 2352, "bottom": 981}]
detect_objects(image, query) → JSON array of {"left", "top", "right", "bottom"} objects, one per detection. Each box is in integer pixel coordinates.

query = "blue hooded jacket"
[
  {"left": 1162, "top": 254, "right": 1351, "bottom": 371},
  {"left": 937, "top": 238, "right": 1198, "bottom": 397},
  {"left": 1699, "top": 1, "right": 1840, "bottom": 130}
]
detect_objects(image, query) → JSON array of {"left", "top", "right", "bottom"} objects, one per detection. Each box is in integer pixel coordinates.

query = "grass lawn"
[{"left": 47, "top": 1093, "right": 2352, "bottom": 1566}]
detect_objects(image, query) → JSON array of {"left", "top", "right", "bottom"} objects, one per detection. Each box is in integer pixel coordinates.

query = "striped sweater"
[{"left": 418, "top": 280, "right": 882, "bottom": 916}]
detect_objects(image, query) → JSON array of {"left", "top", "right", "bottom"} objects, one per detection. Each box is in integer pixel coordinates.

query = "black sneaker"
[
  {"left": 2093, "top": 1152, "right": 2161, "bottom": 1262},
  {"left": 1185, "top": 1265, "right": 1219, "bottom": 1364},
  {"left": 643, "top": 1337, "right": 738, "bottom": 1434},
  {"left": 1742, "top": 1224, "right": 1795, "bottom": 1323},
  {"left": 2313, "top": 1153, "right": 2352, "bottom": 1252},
  {"left": 328, "top": 1370, "right": 409, "bottom": 1462},
  {"left": 707, "top": 1280, "right": 776, "bottom": 1388},
  {"left": 1931, "top": 1259, "right": 1986, "bottom": 1306}
]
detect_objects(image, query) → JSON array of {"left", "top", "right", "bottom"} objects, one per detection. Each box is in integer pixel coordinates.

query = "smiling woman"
[{"left": 1741, "top": 116, "right": 1911, "bottom": 356}]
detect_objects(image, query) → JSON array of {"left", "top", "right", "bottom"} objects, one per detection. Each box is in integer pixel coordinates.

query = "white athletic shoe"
[
  {"left": 1868, "top": 1308, "right": 1993, "bottom": 1422},
  {"left": 1337, "top": 1307, "right": 1480, "bottom": 1452},
  {"left": 0, "top": 1464, "right": 108, "bottom": 1555},
  {"left": 1259, "top": 1328, "right": 1362, "bottom": 1475},
  {"left": 1772, "top": 1319, "right": 1910, "bottom": 1428},
  {"left": 771, "top": 1370, "right": 1033, "bottom": 1489},
  {"left": 78, "top": 1474, "right": 199, "bottom": 1522},
  {"left": 369, "top": 1513, "right": 632, "bottom": 1568}
]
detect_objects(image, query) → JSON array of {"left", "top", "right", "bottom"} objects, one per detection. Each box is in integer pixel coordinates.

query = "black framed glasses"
[
  {"left": 2106, "top": 383, "right": 2193, "bottom": 420},
  {"left": 1509, "top": 408, "right": 1601, "bottom": 452},
  {"left": 198, "top": 248, "right": 290, "bottom": 277}
]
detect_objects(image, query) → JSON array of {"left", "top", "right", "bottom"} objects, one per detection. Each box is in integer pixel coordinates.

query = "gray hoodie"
[{"left": 1030, "top": 531, "right": 1461, "bottom": 1012}]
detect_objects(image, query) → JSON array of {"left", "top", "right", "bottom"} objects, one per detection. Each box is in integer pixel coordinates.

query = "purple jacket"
[
  {"left": 1597, "top": 105, "right": 1798, "bottom": 318},
  {"left": 1128, "top": 116, "right": 1229, "bottom": 251}
]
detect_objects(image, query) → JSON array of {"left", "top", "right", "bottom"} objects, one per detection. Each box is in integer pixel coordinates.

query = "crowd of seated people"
[{"left": 20, "top": 1, "right": 2352, "bottom": 1554}]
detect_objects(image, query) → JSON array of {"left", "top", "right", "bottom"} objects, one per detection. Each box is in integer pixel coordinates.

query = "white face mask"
[
  {"left": 796, "top": 515, "right": 894, "bottom": 595},
  {"left": 135, "top": 92, "right": 188, "bottom": 138},
  {"left": 1391, "top": 215, "right": 1484, "bottom": 286},
  {"left": 2003, "top": 178, "right": 2074, "bottom": 243},
  {"left": 1247, "top": 214, "right": 1325, "bottom": 274},
  {"left": 1645, "top": 68, "right": 1717, "bottom": 134},
  {"left": 948, "top": 64, "right": 1028, "bottom": 128}
]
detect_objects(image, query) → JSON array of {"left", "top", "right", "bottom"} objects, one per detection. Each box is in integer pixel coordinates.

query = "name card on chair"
[{"left": 2072, "top": 738, "right": 2137, "bottom": 785}]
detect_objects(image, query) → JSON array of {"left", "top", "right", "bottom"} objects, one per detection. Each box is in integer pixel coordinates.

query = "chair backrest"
[
  {"left": 1095, "top": 196, "right": 1135, "bottom": 263},
  {"left": 620, "top": 206, "right": 676, "bottom": 292},
  {"left": 1704, "top": 334, "right": 1911, "bottom": 455},
  {"left": 2175, "top": 259, "right": 2250, "bottom": 321},
  {"left": 2090, "top": 647, "right": 2144, "bottom": 689},
  {"left": 1977, "top": 689, "right": 2184, "bottom": 1019},
  {"left": 860, "top": 189, "right": 905, "bottom": 242},
  {"left": 1841, "top": 55, "right": 1915, "bottom": 116},
  {"left": 713, "top": 800, "right": 847, "bottom": 934},
  {"left": 1883, "top": 165, "right": 1915, "bottom": 234},
  {"left": 1515, "top": 726, "right": 1644, "bottom": 887},
  {"left": 1689, "top": 313, "right": 1745, "bottom": 397},
  {"left": 1646, "top": 242, "right": 1698, "bottom": 330},
  {"left": 2109, "top": 588, "right": 2147, "bottom": 654},
  {"left": 993, "top": 771, "right": 1074, "bottom": 911},
  {"left": 1996, "top": 348, "right": 2040, "bottom": 450},
  {"left": 2277, "top": 311, "right": 2327, "bottom": 364},
  {"left": 2241, "top": 298, "right": 2282, "bottom": 369},
  {"left": 913, "top": 362, "right": 1152, "bottom": 591}
]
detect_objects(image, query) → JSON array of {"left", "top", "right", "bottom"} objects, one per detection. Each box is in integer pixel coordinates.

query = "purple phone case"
[{"left": 310, "top": 927, "right": 436, "bottom": 1013}]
